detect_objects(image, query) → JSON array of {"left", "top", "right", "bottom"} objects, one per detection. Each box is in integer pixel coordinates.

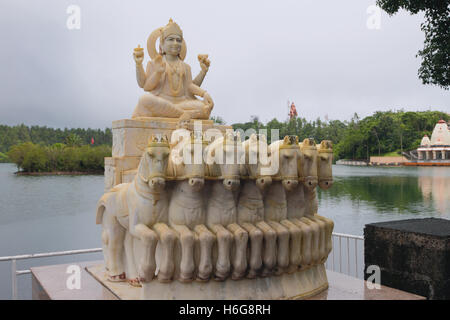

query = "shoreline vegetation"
[
  {"left": 1, "top": 110, "right": 448, "bottom": 173},
  {"left": 7, "top": 142, "right": 111, "bottom": 174},
  {"left": 14, "top": 171, "right": 104, "bottom": 176}
]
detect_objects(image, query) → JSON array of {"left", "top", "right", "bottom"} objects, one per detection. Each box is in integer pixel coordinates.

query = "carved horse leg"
[
  {"left": 315, "top": 215, "right": 334, "bottom": 262},
  {"left": 153, "top": 223, "right": 177, "bottom": 282},
  {"left": 307, "top": 216, "right": 326, "bottom": 263},
  {"left": 100, "top": 228, "right": 109, "bottom": 271},
  {"left": 132, "top": 223, "right": 158, "bottom": 283},
  {"left": 124, "top": 232, "right": 140, "bottom": 287},
  {"left": 171, "top": 225, "right": 195, "bottom": 282},
  {"left": 240, "top": 222, "right": 263, "bottom": 278},
  {"left": 227, "top": 223, "right": 248, "bottom": 280},
  {"left": 300, "top": 217, "right": 320, "bottom": 264},
  {"left": 266, "top": 221, "right": 290, "bottom": 274},
  {"left": 210, "top": 224, "right": 232, "bottom": 280},
  {"left": 291, "top": 218, "right": 313, "bottom": 267},
  {"left": 280, "top": 219, "right": 302, "bottom": 273},
  {"left": 194, "top": 224, "right": 215, "bottom": 281},
  {"left": 255, "top": 220, "right": 277, "bottom": 276},
  {"left": 104, "top": 215, "right": 126, "bottom": 281}
]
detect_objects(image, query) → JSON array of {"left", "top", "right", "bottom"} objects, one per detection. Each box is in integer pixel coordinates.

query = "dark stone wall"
[{"left": 364, "top": 218, "right": 450, "bottom": 300}]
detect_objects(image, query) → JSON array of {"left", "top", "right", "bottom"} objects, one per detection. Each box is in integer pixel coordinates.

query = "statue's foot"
[
  {"left": 261, "top": 267, "right": 273, "bottom": 277},
  {"left": 286, "top": 264, "right": 299, "bottom": 274},
  {"left": 107, "top": 272, "right": 126, "bottom": 282},
  {"left": 231, "top": 270, "right": 245, "bottom": 281},
  {"left": 214, "top": 263, "right": 230, "bottom": 281},
  {"left": 202, "top": 104, "right": 213, "bottom": 118},
  {"left": 157, "top": 272, "right": 173, "bottom": 283},
  {"left": 213, "top": 270, "right": 229, "bottom": 282},
  {"left": 274, "top": 266, "right": 287, "bottom": 276},
  {"left": 246, "top": 269, "right": 258, "bottom": 279},
  {"left": 127, "top": 277, "right": 142, "bottom": 287},
  {"left": 195, "top": 275, "right": 210, "bottom": 283},
  {"left": 178, "top": 273, "right": 195, "bottom": 283}
]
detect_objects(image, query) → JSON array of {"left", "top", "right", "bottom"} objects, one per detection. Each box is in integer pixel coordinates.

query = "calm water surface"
[{"left": 0, "top": 163, "right": 448, "bottom": 299}]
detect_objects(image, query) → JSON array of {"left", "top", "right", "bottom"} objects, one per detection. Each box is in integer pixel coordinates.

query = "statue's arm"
[
  {"left": 192, "top": 69, "right": 207, "bottom": 87},
  {"left": 143, "top": 61, "right": 163, "bottom": 92},
  {"left": 189, "top": 83, "right": 206, "bottom": 97},
  {"left": 192, "top": 55, "right": 210, "bottom": 87},
  {"left": 186, "top": 65, "right": 206, "bottom": 97},
  {"left": 135, "top": 61, "right": 148, "bottom": 88}
]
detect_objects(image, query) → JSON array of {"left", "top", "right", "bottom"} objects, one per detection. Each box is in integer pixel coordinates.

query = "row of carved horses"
[{"left": 96, "top": 129, "right": 334, "bottom": 286}]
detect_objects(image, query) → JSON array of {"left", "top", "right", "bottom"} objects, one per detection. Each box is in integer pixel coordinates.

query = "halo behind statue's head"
[{"left": 147, "top": 19, "right": 187, "bottom": 61}]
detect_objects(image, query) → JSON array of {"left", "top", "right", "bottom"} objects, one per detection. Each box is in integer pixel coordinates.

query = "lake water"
[{"left": 0, "top": 163, "right": 449, "bottom": 299}]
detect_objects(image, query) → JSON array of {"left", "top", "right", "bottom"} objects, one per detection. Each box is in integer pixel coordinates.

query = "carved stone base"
[
  {"left": 86, "top": 264, "right": 329, "bottom": 300},
  {"left": 112, "top": 118, "right": 232, "bottom": 157},
  {"left": 105, "top": 118, "right": 232, "bottom": 190}
]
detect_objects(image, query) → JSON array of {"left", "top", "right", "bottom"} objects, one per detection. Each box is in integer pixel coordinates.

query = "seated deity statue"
[{"left": 132, "top": 19, "right": 214, "bottom": 123}]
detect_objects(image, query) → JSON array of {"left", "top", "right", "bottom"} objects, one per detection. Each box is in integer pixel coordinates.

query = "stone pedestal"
[
  {"left": 30, "top": 261, "right": 425, "bottom": 300},
  {"left": 364, "top": 218, "right": 450, "bottom": 300},
  {"left": 105, "top": 118, "right": 232, "bottom": 190},
  {"left": 87, "top": 263, "right": 329, "bottom": 300}
]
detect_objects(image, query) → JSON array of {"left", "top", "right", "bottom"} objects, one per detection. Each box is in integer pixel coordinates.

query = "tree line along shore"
[{"left": 0, "top": 110, "right": 447, "bottom": 173}]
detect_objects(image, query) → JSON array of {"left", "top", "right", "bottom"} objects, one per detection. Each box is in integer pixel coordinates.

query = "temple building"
[{"left": 414, "top": 120, "right": 450, "bottom": 163}]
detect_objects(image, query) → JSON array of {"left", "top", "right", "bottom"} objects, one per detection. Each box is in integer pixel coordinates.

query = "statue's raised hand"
[
  {"left": 198, "top": 54, "right": 210, "bottom": 73},
  {"left": 153, "top": 55, "right": 166, "bottom": 74},
  {"left": 133, "top": 47, "right": 144, "bottom": 65}
]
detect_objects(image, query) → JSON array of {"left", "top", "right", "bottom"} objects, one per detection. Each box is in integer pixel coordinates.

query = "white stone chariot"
[{"left": 89, "top": 19, "right": 335, "bottom": 300}]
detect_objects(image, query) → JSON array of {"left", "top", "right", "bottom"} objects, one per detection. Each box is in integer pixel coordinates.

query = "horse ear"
[{"left": 139, "top": 149, "right": 151, "bottom": 182}]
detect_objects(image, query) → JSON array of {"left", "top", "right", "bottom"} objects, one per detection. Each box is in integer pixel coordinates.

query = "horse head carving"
[
  {"left": 317, "top": 140, "right": 333, "bottom": 190},
  {"left": 168, "top": 128, "right": 206, "bottom": 190},
  {"left": 241, "top": 133, "right": 272, "bottom": 191},
  {"left": 269, "top": 135, "right": 301, "bottom": 191},
  {"left": 299, "top": 138, "right": 318, "bottom": 190},
  {"left": 205, "top": 130, "right": 243, "bottom": 191},
  {"left": 138, "top": 134, "right": 170, "bottom": 191}
]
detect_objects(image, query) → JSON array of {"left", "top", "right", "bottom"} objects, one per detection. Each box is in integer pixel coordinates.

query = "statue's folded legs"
[{"left": 132, "top": 93, "right": 212, "bottom": 120}]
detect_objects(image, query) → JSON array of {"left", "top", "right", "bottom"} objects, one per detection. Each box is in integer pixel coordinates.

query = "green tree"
[
  {"left": 65, "top": 133, "right": 82, "bottom": 147},
  {"left": 0, "top": 152, "right": 9, "bottom": 163},
  {"left": 210, "top": 116, "right": 226, "bottom": 125},
  {"left": 377, "top": 0, "right": 449, "bottom": 89}
]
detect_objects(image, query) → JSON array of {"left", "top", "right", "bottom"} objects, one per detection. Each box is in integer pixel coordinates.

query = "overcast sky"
[{"left": 0, "top": 0, "right": 448, "bottom": 129}]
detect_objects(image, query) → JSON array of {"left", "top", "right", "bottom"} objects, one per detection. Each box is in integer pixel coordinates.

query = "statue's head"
[{"left": 159, "top": 19, "right": 183, "bottom": 57}]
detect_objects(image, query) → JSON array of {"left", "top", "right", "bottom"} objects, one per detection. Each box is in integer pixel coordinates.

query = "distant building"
[
  {"left": 417, "top": 120, "right": 450, "bottom": 161},
  {"left": 405, "top": 120, "right": 450, "bottom": 166}
]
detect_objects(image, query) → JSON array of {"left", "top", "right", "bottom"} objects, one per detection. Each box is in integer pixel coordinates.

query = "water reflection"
[
  {"left": 418, "top": 168, "right": 450, "bottom": 215},
  {"left": 317, "top": 166, "right": 450, "bottom": 236}
]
